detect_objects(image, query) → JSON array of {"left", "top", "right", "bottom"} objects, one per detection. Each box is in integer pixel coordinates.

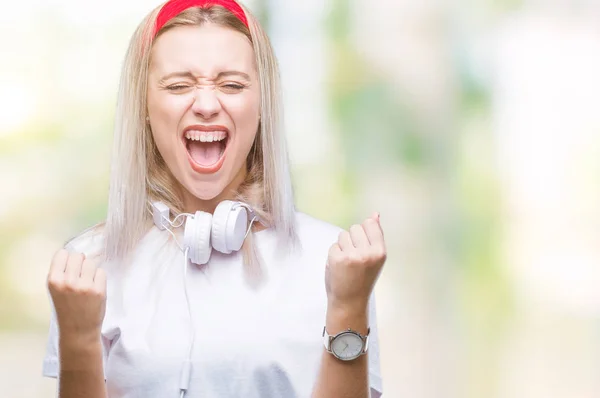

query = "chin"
[{"left": 184, "top": 178, "right": 228, "bottom": 202}]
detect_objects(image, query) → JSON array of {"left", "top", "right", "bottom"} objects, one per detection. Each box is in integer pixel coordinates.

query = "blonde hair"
[{"left": 92, "top": 1, "right": 298, "bottom": 273}]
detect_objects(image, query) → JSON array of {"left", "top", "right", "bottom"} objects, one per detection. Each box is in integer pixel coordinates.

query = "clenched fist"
[
  {"left": 325, "top": 213, "right": 386, "bottom": 312},
  {"left": 47, "top": 249, "right": 107, "bottom": 341}
]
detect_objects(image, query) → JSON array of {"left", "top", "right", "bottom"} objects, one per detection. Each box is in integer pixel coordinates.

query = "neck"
[
  {"left": 180, "top": 168, "right": 248, "bottom": 215},
  {"left": 178, "top": 167, "right": 268, "bottom": 233}
]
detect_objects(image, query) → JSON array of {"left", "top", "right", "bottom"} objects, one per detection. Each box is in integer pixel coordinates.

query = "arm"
[
  {"left": 312, "top": 213, "right": 386, "bottom": 398},
  {"left": 47, "top": 249, "right": 108, "bottom": 398},
  {"left": 58, "top": 333, "right": 107, "bottom": 398},
  {"left": 312, "top": 306, "right": 370, "bottom": 398}
]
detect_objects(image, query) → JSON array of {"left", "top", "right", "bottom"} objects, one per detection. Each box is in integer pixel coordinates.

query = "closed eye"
[
  {"left": 167, "top": 85, "right": 191, "bottom": 91},
  {"left": 220, "top": 83, "right": 246, "bottom": 93}
]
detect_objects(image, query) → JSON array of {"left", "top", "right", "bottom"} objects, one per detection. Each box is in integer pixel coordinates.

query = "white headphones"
[{"left": 150, "top": 200, "right": 261, "bottom": 265}]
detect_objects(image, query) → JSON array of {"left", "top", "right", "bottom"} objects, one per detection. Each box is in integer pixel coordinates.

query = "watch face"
[{"left": 331, "top": 331, "right": 364, "bottom": 361}]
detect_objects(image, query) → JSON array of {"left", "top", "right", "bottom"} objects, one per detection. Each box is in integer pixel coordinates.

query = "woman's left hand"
[{"left": 325, "top": 213, "right": 387, "bottom": 314}]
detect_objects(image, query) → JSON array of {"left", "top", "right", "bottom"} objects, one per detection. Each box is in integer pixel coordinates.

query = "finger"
[
  {"left": 79, "top": 258, "right": 97, "bottom": 284},
  {"left": 327, "top": 243, "right": 343, "bottom": 267},
  {"left": 49, "top": 249, "right": 69, "bottom": 277},
  {"left": 328, "top": 242, "right": 342, "bottom": 256},
  {"left": 93, "top": 268, "right": 107, "bottom": 292},
  {"left": 375, "top": 212, "right": 385, "bottom": 239},
  {"left": 349, "top": 224, "right": 370, "bottom": 248},
  {"left": 363, "top": 217, "right": 385, "bottom": 250},
  {"left": 64, "top": 252, "right": 85, "bottom": 282},
  {"left": 338, "top": 230, "right": 353, "bottom": 251},
  {"left": 371, "top": 212, "right": 383, "bottom": 236}
]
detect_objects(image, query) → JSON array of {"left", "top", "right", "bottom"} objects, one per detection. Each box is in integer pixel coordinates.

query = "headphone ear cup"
[
  {"left": 211, "top": 201, "right": 248, "bottom": 254},
  {"left": 226, "top": 205, "right": 247, "bottom": 252},
  {"left": 184, "top": 211, "right": 212, "bottom": 265},
  {"left": 211, "top": 201, "right": 235, "bottom": 254}
]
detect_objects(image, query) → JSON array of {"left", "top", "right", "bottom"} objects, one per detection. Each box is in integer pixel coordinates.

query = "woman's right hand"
[{"left": 47, "top": 249, "right": 107, "bottom": 342}]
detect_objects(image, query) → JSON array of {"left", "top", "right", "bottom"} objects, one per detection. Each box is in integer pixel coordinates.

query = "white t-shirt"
[{"left": 43, "top": 211, "right": 383, "bottom": 397}]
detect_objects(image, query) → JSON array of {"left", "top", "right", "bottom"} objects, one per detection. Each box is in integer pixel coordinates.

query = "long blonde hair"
[{"left": 93, "top": 2, "right": 298, "bottom": 268}]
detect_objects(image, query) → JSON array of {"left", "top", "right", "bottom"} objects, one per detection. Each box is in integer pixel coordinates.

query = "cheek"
[
  {"left": 226, "top": 92, "right": 260, "bottom": 138},
  {"left": 148, "top": 91, "right": 192, "bottom": 148},
  {"left": 150, "top": 94, "right": 191, "bottom": 124}
]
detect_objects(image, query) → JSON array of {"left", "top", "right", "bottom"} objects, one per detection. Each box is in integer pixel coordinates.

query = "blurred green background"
[{"left": 2, "top": 0, "right": 600, "bottom": 397}]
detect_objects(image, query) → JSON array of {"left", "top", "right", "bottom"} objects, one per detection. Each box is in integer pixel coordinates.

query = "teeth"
[{"left": 185, "top": 130, "right": 227, "bottom": 142}]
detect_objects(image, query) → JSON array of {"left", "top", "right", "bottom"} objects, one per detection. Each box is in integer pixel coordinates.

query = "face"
[{"left": 147, "top": 23, "right": 260, "bottom": 209}]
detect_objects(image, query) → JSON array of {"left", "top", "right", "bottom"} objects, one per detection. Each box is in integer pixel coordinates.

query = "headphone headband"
[{"left": 154, "top": 0, "right": 249, "bottom": 38}]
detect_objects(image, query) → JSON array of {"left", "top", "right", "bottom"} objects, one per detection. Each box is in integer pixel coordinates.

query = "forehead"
[{"left": 149, "top": 23, "right": 255, "bottom": 76}]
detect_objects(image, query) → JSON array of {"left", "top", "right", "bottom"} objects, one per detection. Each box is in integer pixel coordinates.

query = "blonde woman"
[{"left": 42, "top": 0, "right": 387, "bottom": 397}]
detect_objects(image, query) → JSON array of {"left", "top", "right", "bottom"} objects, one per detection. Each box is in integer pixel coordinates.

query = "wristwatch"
[{"left": 322, "top": 326, "right": 370, "bottom": 361}]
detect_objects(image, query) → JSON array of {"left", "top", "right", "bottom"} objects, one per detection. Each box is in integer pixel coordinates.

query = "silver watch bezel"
[{"left": 323, "top": 326, "right": 370, "bottom": 361}]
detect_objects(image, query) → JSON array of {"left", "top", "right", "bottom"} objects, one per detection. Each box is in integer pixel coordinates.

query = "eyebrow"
[{"left": 159, "top": 70, "right": 251, "bottom": 82}]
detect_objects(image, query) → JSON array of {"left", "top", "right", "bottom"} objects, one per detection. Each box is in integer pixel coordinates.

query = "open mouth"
[{"left": 184, "top": 128, "right": 229, "bottom": 173}]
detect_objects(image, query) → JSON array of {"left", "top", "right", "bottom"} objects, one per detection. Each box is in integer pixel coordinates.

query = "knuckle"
[
  {"left": 372, "top": 248, "right": 387, "bottom": 262},
  {"left": 378, "top": 246, "right": 387, "bottom": 258},
  {"left": 328, "top": 252, "right": 341, "bottom": 266},
  {"left": 366, "top": 251, "right": 377, "bottom": 261},
  {"left": 348, "top": 252, "right": 363, "bottom": 264},
  {"left": 72, "top": 285, "right": 87, "bottom": 295},
  {"left": 62, "top": 281, "right": 79, "bottom": 293},
  {"left": 47, "top": 276, "right": 64, "bottom": 290},
  {"left": 75, "top": 284, "right": 97, "bottom": 297},
  {"left": 94, "top": 287, "right": 107, "bottom": 299},
  {"left": 330, "top": 251, "right": 345, "bottom": 265},
  {"left": 365, "top": 253, "right": 378, "bottom": 264},
  {"left": 67, "top": 276, "right": 86, "bottom": 289}
]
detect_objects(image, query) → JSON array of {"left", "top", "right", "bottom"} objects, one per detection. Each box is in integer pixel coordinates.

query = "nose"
[{"left": 191, "top": 87, "right": 221, "bottom": 119}]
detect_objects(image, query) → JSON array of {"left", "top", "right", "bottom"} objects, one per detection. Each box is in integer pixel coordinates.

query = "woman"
[{"left": 42, "top": 0, "right": 387, "bottom": 397}]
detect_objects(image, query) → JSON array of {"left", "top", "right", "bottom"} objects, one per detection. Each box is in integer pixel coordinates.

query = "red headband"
[{"left": 153, "top": 0, "right": 248, "bottom": 37}]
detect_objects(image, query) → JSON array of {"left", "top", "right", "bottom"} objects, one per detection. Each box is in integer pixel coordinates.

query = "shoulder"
[
  {"left": 63, "top": 222, "right": 106, "bottom": 260},
  {"left": 261, "top": 211, "right": 343, "bottom": 264},
  {"left": 292, "top": 211, "right": 344, "bottom": 252},
  {"left": 294, "top": 211, "right": 343, "bottom": 237}
]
